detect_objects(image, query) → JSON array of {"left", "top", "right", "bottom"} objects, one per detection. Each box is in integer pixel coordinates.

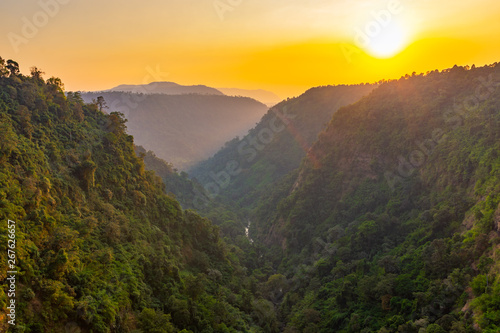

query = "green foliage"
[
  {"left": 0, "top": 58, "right": 260, "bottom": 332},
  {"left": 189, "top": 84, "right": 375, "bottom": 216},
  {"left": 471, "top": 274, "right": 500, "bottom": 331},
  {"left": 3, "top": 56, "right": 500, "bottom": 332},
  {"left": 138, "top": 308, "right": 175, "bottom": 333},
  {"left": 189, "top": 63, "right": 500, "bottom": 332}
]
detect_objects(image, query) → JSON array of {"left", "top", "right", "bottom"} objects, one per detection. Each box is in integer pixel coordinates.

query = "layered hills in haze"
[
  {"left": 107, "top": 82, "right": 281, "bottom": 106},
  {"left": 107, "top": 81, "right": 225, "bottom": 96},
  {"left": 189, "top": 83, "right": 376, "bottom": 212},
  {"left": 81, "top": 91, "right": 268, "bottom": 170},
  {"left": 218, "top": 88, "right": 281, "bottom": 107}
]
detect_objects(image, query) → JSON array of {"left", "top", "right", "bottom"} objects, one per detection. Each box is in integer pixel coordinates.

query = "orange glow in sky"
[{"left": 1, "top": 0, "right": 500, "bottom": 98}]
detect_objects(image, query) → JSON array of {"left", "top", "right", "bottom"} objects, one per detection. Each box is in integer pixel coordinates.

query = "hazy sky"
[{"left": 1, "top": 0, "right": 500, "bottom": 97}]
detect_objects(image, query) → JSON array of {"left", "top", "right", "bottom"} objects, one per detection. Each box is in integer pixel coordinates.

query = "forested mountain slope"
[
  {"left": 3, "top": 55, "right": 500, "bottom": 333},
  {"left": 81, "top": 91, "right": 268, "bottom": 170},
  {"left": 134, "top": 145, "right": 204, "bottom": 210},
  {"left": 0, "top": 58, "right": 269, "bottom": 333},
  {"left": 189, "top": 84, "right": 376, "bottom": 216},
  {"left": 253, "top": 64, "right": 500, "bottom": 332}
]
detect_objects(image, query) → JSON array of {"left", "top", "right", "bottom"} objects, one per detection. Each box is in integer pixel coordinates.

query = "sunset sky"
[{"left": 1, "top": 0, "right": 500, "bottom": 98}]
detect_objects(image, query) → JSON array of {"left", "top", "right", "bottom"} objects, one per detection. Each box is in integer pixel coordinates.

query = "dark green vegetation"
[
  {"left": 189, "top": 84, "right": 375, "bottom": 218},
  {"left": 134, "top": 146, "right": 248, "bottom": 249},
  {"left": 134, "top": 145, "right": 203, "bottom": 211},
  {"left": 81, "top": 91, "right": 268, "bottom": 170},
  {"left": 2, "top": 55, "right": 500, "bottom": 333},
  {"left": 190, "top": 64, "right": 500, "bottom": 332},
  {"left": 0, "top": 58, "right": 274, "bottom": 332}
]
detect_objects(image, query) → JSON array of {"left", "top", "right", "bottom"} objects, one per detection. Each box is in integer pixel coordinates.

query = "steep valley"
[{"left": 1, "top": 57, "right": 500, "bottom": 332}]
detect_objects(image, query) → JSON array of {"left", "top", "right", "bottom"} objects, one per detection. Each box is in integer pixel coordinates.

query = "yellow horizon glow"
[{"left": 0, "top": 0, "right": 499, "bottom": 99}]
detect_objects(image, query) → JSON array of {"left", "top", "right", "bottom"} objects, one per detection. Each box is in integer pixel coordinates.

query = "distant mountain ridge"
[
  {"left": 189, "top": 83, "right": 376, "bottom": 208},
  {"left": 104, "top": 81, "right": 281, "bottom": 106},
  {"left": 218, "top": 87, "right": 281, "bottom": 106},
  {"left": 80, "top": 91, "right": 268, "bottom": 170},
  {"left": 108, "top": 81, "right": 224, "bottom": 95}
]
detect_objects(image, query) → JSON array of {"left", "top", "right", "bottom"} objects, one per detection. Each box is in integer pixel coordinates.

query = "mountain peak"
[{"left": 107, "top": 82, "right": 224, "bottom": 95}]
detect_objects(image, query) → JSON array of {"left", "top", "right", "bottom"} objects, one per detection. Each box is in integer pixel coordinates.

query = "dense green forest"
[
  {"left": 188, "top": 84, "right": 375, "bottom": 228},
  {"left": 134, "top": 146, "right": 251, "bottom": 251},
  {"left": 0, "top": 57, "right": 273, "bottom": 333},
  {"left": 2, "top": 55, "right": 500, "bottom": 333},
  {"left": 80, "top": 91, "right": 268, "bottom": 170},
  {"left": 134, "top": 145, "right": 199, "bottom": 210},
  {"left": 190, "top": 64, "right": 500, "bottom": 332}
]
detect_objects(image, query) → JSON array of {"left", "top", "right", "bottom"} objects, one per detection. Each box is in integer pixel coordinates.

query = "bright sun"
[{"left": 364, "top": 21, "right": 408, "bottom": 58}]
